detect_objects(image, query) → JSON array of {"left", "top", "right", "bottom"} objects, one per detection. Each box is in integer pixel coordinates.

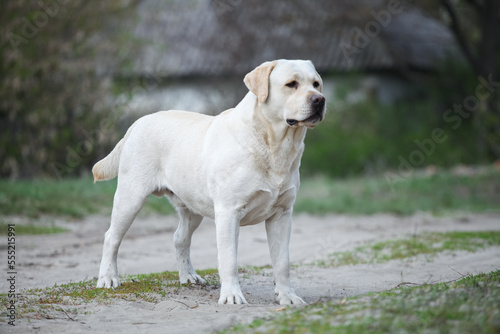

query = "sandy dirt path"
[{"left": 2, "top": 212, "right": 500, "bottom": 333}]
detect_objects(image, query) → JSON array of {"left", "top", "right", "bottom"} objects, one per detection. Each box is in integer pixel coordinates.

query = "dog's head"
[{"left": 244, "top": 59, "right": 325, "bottom": 129}]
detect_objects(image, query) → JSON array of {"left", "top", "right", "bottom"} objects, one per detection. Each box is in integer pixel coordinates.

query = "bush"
[
  {"left": 301, "top": 85, "right": 491, "bottom": 178},
  {"left": 0, "top": 2, "right": 136, "bottom": 179}
]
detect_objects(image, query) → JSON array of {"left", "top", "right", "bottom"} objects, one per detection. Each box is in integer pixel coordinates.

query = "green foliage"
[
  {"left": 301, "top": 93, "right": 491, "bottom": 178},
  {"left": 0, "top": 1, "right": 138, "bottom": 179}
]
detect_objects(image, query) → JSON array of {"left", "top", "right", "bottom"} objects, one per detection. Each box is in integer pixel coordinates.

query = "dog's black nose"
[
  {"left": 310, "top": 94, "right": 325, "bottom": 106},
  {"left": 310, "top": 94, "right": 325, "bottom": 112}
]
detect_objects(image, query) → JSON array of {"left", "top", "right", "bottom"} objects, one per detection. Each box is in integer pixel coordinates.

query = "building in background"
[{"left": 111, "top": 0, "right": 458, "bottom": 115}]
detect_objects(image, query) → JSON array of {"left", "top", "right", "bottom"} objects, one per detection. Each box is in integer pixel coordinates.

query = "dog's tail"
[{"left": 92, "top": 124, "right": 135, "bottom": 182}]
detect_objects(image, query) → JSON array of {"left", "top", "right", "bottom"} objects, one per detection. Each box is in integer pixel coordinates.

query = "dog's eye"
[
  {"left": 313, "top": 81, "right": 320, "bottom": 88},
  {"left": 285, "top": 81, "right": 298, "bottom": 88}
]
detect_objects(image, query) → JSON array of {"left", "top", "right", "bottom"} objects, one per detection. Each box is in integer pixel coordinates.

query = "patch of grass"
[
  {"left": 220, "top": 270, "right": 500, "bottom": 334},
  {"left": 0, "top": 269, "right": 219, "bottom": 321},
  {"left": 59, "top": 269, "right": 219, "bottom": 303},
  {"left": 0, "top": 222, "right": 67, "bottom": 235},
  {"left": 0, "top": 178, "right": 112, "bottom": 218},
  {"left": 318, "top": 231, "right": 500, "bottom": 267},
  {"left": 0, "top": 167, "right": 498, "bottom": 218},
  {"left": 0, "top": 177, "right": 176, "bottom": 218},
  {"left": 239, "top": 265, "right": 273, "bottom": 279},
  {"left": 295, "top": 167, "right": 500, "bottom": 215}
]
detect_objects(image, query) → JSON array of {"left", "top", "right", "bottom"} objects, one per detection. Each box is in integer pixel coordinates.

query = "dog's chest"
[{"left": 239, "top": 185, "right": 296, "bottom": 226}]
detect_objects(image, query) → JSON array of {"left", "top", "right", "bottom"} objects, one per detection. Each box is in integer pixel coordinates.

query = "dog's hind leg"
[
  {"left": 96, "top": 178, "right": 149, "bottom": 288},
  {"left": 173, "top": 207, "right": 206, "bottom": 284}
]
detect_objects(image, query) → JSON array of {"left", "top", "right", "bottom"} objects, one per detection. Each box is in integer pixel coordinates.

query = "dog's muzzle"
[{"left": 286, "top": 94, "right": 326, "bottom": 127}]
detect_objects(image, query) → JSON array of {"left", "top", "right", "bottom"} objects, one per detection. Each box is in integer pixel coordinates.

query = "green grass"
[
  {"left": 0, "top": 269, "right": 219, "bottom": 321},
  {"left": 295, "top": 167, "right": 500, "bottom": 215},
  {"left": 317, "top": 231, "right": 500, "bottom": 267},
  {"left": 220, "top": 271, "right": 500, "bottom": 334},
  {"left": 0, "top": 177, "right": 176, "bottom": 218},
  {"left": 0, "top": 167, "right": 498, "bottom": 220},
  {"left": 0, "top": 222, "right": 66, "bottom": 235},
  {"left": 57, "top": 268, "right": 220, "bottom": 303}
]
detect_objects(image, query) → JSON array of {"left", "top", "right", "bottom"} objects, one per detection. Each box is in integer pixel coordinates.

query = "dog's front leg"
[
  {"left": 215, "top": 212, "right": 247, "bottom": 304},
  {"left": 266, "top": 212, "right": 306, "bottom": 304}
]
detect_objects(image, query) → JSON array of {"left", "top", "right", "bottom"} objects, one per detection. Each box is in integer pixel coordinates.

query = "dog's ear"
[{"left": 244, "top": 61, "right": 277, "bottom": 103}]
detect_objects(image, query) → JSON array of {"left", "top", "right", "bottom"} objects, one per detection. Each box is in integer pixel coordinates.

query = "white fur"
[{"left": 93, "top": 59, "right": 325, "bottom": 305}]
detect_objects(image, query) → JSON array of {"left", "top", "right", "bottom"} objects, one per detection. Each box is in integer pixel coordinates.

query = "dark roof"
[{"left": 126, "top": 0, "right": 458, "bottom": 77}]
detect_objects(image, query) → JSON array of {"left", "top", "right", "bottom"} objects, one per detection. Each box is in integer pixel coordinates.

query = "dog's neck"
[{"left": 235, "top": 93, "right": 307, "bottom": 178}]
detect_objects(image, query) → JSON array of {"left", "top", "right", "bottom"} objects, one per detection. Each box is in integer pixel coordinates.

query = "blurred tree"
[
  {"left": 0, "top": 0, "right": 137, "bottom": 179},
  {"left": 439, "top": 0, "right": 498, "bottom": 79},
  {"left": 417, "top": 0, "right": 500, "bottom": 157}
]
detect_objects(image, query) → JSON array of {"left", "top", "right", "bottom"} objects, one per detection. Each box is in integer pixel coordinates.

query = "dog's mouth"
[{"left": 286, "top": 112, "right": 324, "bottom": 128}]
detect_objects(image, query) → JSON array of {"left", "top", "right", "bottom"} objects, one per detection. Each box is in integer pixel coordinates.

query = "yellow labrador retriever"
[{"left": 93, "top": 59, "right": 325, "bottom": 304}]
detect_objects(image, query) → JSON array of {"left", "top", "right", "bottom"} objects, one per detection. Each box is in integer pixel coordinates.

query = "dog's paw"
[
  {"left": 96, "top": 275, "right": 121, "bottom": 289},
  {"left": 218, "top": 285, "right": 248, "bottom": 304},
  {"left": 275, "top": 286, "right": 306, "bottom": 305},
  {"left": 277, "top": 293, "right": 306, "bottom": 305},
  {"left": 179, "top": 272, "right": 206, "bottom": 285}
]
